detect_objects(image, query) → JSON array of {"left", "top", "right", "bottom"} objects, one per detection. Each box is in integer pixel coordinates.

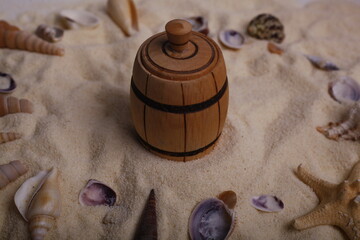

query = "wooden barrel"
[{"left": 130, "top": 19, "right": 229, "bottom": 161}]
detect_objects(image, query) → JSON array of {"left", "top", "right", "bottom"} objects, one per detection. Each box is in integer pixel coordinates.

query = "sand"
[{"left": 1, "top": 0, "right": 360, "bottom": 239}]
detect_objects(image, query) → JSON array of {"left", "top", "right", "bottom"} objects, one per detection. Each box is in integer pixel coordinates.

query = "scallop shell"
[
  {"left": 0, "top": 95, "right": 34, "bottom": 117},
  {"left": 189, "top": 191, "right": 237, "bottom": 240},
  {"left": 185, "top": 16, "right": 209, "bottom": 35},
  {"left": 134, "top": 189, "right": 157, "bottom": 240},
  {"left": 0, "top": 72, "right": 16, "bottom": 94},
  {"left": 59, "top": 10, "right": 100, "bottom": 30},
  {"left": 35, "top": 24, "right": 64, "bottom": 43},
  {"left": 79, "top": 179, "right": 116, "bottom": 206},
  {"left": 0, "top": 160, "right": 28, "bottom": 189},
  {"left": 107, "top": 0, "right": 139, "bottom": 36},
  {"left": 305, "top": 55, "right": 339, "bottom": 71},
  {"left": 328, "top": 76, "right": 360, "bottom": 104},
  {"left": 247, "top": 13, "right": 285, "bottom": 43},
  {"left": 0, "top": 132, "right": 21, "bottom": 144},
  {"left": 251, "top": 195, "right": 284, "bottom": 212},
  {"left": 218, "top": 30, "right": 244, "bottom": 50},
  {"left": 0, "top": 20, "right": 64, "bottom": 56}
]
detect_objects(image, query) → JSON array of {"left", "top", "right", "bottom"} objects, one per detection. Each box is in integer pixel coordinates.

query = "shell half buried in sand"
[
  {"left": 0, "top": 72, "right": 16, "bottom": 94},
  {"left": 184, "top": 16, "right": 209, "bottom": 35},
  {"left": 79, "top": 179, "right": 116, "bottom": 206},
  {"left": 251, "top": 195, "right": 284, "bottom": 212},
  {"left": 59, "top": 10, "right": 100, "bottom": 30},
  {"left": 305, "top": 55, "right": 339, "bottom": 71},
  {"left": 35, "top": 24, "right": 64, "bottom": 43},
  {"left": 218, "top": 30, "right": 244, "bottom": 50},
  {"left": 328, "top": 76, "right": 360, "bottom": 104}
]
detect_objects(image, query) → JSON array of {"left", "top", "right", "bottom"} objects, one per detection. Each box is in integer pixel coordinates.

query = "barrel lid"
[{"left": 140, "top": 19, "right": 220, "bottom": 81}]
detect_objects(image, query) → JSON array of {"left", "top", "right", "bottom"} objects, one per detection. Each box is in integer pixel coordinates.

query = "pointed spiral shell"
[
  {"left": 0, "top": 132, "right": 21, "bottom": 144},
  {"left": 0, "top": 20, "right": 64, "bottom": 56},
  {"left": 0, "top": 95, "right": 34, "bottom": 117},
  {"left": 0, "top": 160, "right": 28, "bottom": 189},
  {"left": 134, "top": 189, "right": 157, "bottom": 240}
]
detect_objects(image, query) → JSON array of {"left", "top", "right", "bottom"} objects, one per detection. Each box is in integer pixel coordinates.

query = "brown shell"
[
  {"left": 0, "top": 20, "right": 64, "bottom": 56},
  {"left": 0, "top": 160, "right": 28, "bottom": 189},
  {"left": 0, "top": 95, "right": 34, "bottom": 117},
  {"left": 247, "top": 14, "right": 285, "bottom": 43},
  {"left": 0, "top": 132, "right": 21, "bottom": 144},
  {"left": 134, "top": 189, "right": 157, "bottom": 240}
]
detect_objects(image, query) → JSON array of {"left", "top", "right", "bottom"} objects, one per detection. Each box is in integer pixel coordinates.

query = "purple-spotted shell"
[
  {"left": 79, "top": 179, "right": 116, "bottom": 206},
  {"left": 305, "top": 55, "right": 339, "bottom": 71},
  {"left": 328, "top": 76, "right": 360, "bottom": 104},
  {"left": 185, "top": 16, "right": 209, "bottom": 35},
  {"left": 189, "top": 191, "right": 237, "bottom": 240},
  {"left": 0, "top": 72, "right": 16, "bottom": 94},
  {"left": 218, "top": 30, "right": 244, "bottom": 50},
  {"left": 251, "top": 195, "right": 284, "bottom": 212}
]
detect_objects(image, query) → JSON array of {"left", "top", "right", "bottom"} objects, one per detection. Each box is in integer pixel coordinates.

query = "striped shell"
[
  {"left": 0, "top": 132, "right": 21, "bottom": 144},
  {"left": 247, "top": 13, "right": 285, "bottom": 43},
  {"left": 0, "top": 160, "right": 28, "bottom": 189},
  {"left": 0, "top": 95, "right": 34, "bottom": 117}
]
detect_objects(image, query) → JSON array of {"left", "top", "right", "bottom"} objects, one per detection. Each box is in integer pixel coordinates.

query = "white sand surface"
[{"left": 1, "top": 0, "right": 360, "bottom": 239}]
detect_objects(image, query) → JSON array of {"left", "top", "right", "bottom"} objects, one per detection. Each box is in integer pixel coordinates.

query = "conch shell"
[
  {"left": 107, "top": 0, "right": 139, "bottom": 36},
  {"left": 0, "top": 132, "right": 21, "bottom": 144},
  {"left": 0, "top": 160, "right": 28, "bottom": 189},
  {"left": 0, "top": 20, "right": 64, "bottom": 56},
  {"left": 0, "top": 95, "right": 34, "bottom": 117},
  {"left": 15, "top": 168, "right": 61, "bottom": 240}
]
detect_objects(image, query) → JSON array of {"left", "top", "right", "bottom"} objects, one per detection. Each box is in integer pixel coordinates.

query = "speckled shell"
[
  {"left": 247, "top": 13, "right": 285, "bottom": 43},
  {"left": 0, "top": 95, "right": 34, "bottom": 117},
  {"left": 0, "top": 160, "right": 28, "bottom": 189},
  {"left": 0, "top": 132, "right": 21, "bottom": 144}
]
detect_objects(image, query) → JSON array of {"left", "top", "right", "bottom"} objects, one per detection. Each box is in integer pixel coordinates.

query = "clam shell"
[
  {"left": 185, "top": 16, "right": 209, "bottom": 35},
  {"left": 59, "top": 10, "right": 100, "bottom": 30},
  {"left": 329, "top": 76, "right": 360, "bottom": 104},
  {"left": 251, "top": 195, "right": 284, "bottom": 212},
  {"left": 35, "top": 24, "right": 64, "bottom": 43},
  {"left": 247, "top": 13, "right": 285, "bottom": 43},
  {"left": 305, "top": 55, "right": 339, "bottom": 71},
  {"left": 0, "top": 72, "right": 16, "bottom": 94},
  {"left": 79, "top": 179, "right": 116, "bottom": 206},
  {"left": 218, "top": 30, "right": 244, "bottom": 50}
]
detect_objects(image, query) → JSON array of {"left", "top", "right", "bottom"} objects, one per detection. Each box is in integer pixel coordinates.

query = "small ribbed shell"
[
  {"left": 0, "top": 95, "right": 34, "bottom": 117},
  {"left": 0, "top": 160, "right": 28, "bottom": 189},
  {"left": 0, "top": 20, "right": 64, "bottom": 56},
  {"left": 0, "top": 132, "right": 21, "bottom": 144}
]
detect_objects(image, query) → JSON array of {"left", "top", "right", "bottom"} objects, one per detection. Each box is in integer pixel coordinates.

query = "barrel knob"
[{"left": 165, "top": 19, "right": 192, "bottom": 52}]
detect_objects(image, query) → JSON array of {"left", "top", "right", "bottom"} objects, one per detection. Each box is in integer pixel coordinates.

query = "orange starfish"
[{"left": 293, "top": 161, "right": 360, "bottom": 239}]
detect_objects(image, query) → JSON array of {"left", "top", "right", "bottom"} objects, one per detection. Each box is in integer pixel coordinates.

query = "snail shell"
[
  {"left": 0, "top": 95, "right": 34, "bottom": 117},
  {"left": 0, "top": 20, "right": 64, "bottom": 56},
  {"left": 0, "top": 132, "right": 21, "bottom": 144},
  {"left": 0, "top": 160, "right": 28, "bottom": 189},
  {"left": 107, "top": 0, "right": 139, "bottom": 36},
  {"left": 247, "top": 13, "right": 285, "bottom": 43}
]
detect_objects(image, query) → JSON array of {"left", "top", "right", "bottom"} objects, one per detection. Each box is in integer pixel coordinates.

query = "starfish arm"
[
  {"left": 347, "top": 161, "right": 360, "bottom": 182},
  {"left": 296, "top": 164, "right": 337, "bottom": 200},
  {"left": 293, "top": 204, "right": 336, "bottom": 230}
]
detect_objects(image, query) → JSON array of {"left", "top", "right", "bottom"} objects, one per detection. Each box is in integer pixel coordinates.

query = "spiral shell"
[
  {"left": 107, "top": 0, "right": 139, "bottom": 36},
  {"left": 0, "top": 20, "right": 64, "bottom": 56},
  {"left": 0, "top": 132, "right": 21, "bottom": 144},
  {"left": 0, "top": 160, "right": 28, "bottom": 189},
  {"left": 0, "top": 95, "right": 34, "bottom": 117}
]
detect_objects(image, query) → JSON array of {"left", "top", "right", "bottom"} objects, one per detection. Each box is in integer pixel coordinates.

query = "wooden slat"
[{"left": 130, "top": 89, "right": 146, "bottom": 141}]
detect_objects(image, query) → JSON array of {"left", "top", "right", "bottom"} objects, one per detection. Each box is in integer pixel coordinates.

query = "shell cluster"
[
  {"left": 107, "top": 0, "right": 139, "bottom": 36},
  {"left": 247, "top": 13, "right": 285, "bottom": 43},
  {"left": 0, "top": 160, "right": 28, "bottom": 189}
]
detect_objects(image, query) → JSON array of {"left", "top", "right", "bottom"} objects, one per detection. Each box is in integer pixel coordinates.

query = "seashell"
[
  {"left": 189, "top": 191, "right": 237, "bottom": 240},
  {"left": 267, "top": 42, "right": 284, "bottom": 55},
  {"left": 328, "top": 76, "right": 360, "bottom": 104},
  {"left": 218, "top": 30, "right": 244, "bottom": 50},
  {"left": 0, "top": 95, "right": 34, "bottom": 117},
  {"left": 15, "top": 168, "right": 61, "bottom": 240},
  {"left": 107, "top": 0, "right": 139, "bottom": 36},
  {"left": 0, "top": 132, "right": 21, "bottom": 144},
  {"left": 184, "top": 16, "right": 209, "bottom": 35},
  {"left": 133, "top": 189, "right": 157, "bottom": 240},
  {"left": 0, "top": 72, "right": 16, "bottom": 94},
  {"left": 59, "top": 10, "right": 100, "bottom": 30},
  {"left": 250, "top": 195, "right": 284, "bottom": 212},
  {"left": 79, "top": 179, "right": 116, "bottom": 206},
  {"left": 0, "top": 20, "right": 64, "bottom": 56},
  {"left": 305, "top": 55, "right": 339, "bottom": 71},
  {"left": 0, "top": 160, "right": 28, "bottom": 189},
  {"left": 247, "top": 13, "right": 285, "bottom": 43},
  {"left": 35, "top": 24, "right": 64, "bottom": 43}
]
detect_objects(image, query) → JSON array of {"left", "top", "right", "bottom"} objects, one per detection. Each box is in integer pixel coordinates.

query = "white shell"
[
  {"left": 59, "top": 10, "right": 100, "bottom": 30},
  {"left": 35, "top": 24, "right": 64, "bottom": 42},
  {"left": 329, "top": 76, "right": 360, "bottom": 104},
  {"left": 218, "top": 30, "right": 244, "bottom": 50},
  {"left": 14, "top": 170, "right": 48, "bottom": 221},
  {"left": 251, "top": 195, "right": 284, "bottom": 212},
  {"left": 305, "top": 55, "right": 339, "bottom": 71},
  {"left": 107, "top": 0, "right": 139, "bottom": 36}
]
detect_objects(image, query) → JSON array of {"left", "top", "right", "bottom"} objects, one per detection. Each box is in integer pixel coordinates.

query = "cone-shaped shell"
[
  {"left": 0, "top": 160, "right": 28, "bottom": 189},
  {"left": 26, "top": 168, "right": 61, "bottom": 240},
  {"left": 0, "top": 95, "right": 34, "bottom": 117},
  {"left": 0, "top": 20, "right": 64, "bottom": 56},
  {"left": 0, "top": 132, "right": 21, "bottom": 144},
  {"left": 133, "top": 189, "right": 157, "bottom": 240},
  {"left": 107, "top": 0, "right": 139, "bottom": 36}
]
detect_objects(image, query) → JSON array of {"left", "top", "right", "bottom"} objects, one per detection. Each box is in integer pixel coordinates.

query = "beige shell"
[
  {"left": 0, "top": 132, "right": 21, "bottom": 144},
  {"left": 107, "top": 0, "right": 139, "bottom": 36},
  {"left": 0, "top": 160, "right": 28, "bottom": 189},
  {"left": 0, "top": 95, "right": 34, "bottom": 117},
  {"left": 0, "top": 20, "right": 64, "bottom": 56}
]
